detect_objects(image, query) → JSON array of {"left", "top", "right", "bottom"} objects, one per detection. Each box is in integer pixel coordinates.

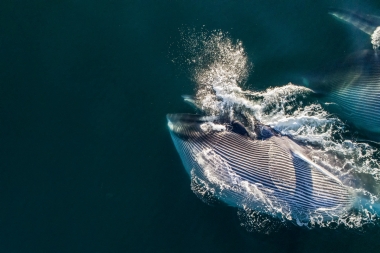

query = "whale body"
[
  {"left": 309, "top": 9, "right": 380, "bottom": 138},
  {"left": 167, "top": 113, "right": 354, "bottom": 222},
  {"left": 313, "top": 50, "right": 380, "bottom": 134}
]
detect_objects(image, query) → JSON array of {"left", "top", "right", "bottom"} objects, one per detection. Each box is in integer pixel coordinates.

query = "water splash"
[
  {"left": 371, "top": 26, "right": 380, "bottom": 49},
  {"left": 174, "top": 28, "right": 380, "bottom": 232}
]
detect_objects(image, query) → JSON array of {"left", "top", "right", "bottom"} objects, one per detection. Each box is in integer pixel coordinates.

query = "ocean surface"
[{"left": 2, "top": 0, "right": 380, "bottom": 252}]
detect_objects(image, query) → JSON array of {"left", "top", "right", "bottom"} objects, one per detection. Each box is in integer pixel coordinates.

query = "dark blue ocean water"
[{"left": 2, "top": 0, "right": 380, "bottom": 252}]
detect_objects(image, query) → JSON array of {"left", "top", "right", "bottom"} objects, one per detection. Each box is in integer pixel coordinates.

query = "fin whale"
[
  {"left": 167, "top": 113, "right": 354, "bottom": 222},
  {"left": 308, "top": 9, "right": 380, "bottom": 138}
]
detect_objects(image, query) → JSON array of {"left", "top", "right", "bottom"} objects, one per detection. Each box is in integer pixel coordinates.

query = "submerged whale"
[
  {"left": 167, "top": 112, "right": 354, "bottom": 222},
  {"left": 308, "top": 9, "right": 380, "bottom": 139}
]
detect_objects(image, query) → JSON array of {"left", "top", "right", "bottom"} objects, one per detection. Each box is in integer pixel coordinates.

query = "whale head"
[{"left": 167, "top": 112, "right": 354, "bottom": 222}]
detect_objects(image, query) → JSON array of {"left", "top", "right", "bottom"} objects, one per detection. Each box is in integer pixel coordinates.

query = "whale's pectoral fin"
[
  {"left": 328, "top": 8, "right": 380, "bottom": 35},
  {"left": 367, "top": 14, "right": 380, "bottom": 26},
  {"left": 292, "top": 151, "right": 343, "bottom": 185}
]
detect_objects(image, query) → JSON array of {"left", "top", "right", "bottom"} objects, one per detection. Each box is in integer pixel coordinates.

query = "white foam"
[
  {"left": 167, "top": 121, "right": 174, "bottom": 131},
  {"left": 190, "top": 169, "right": 217, "bottom": 205},
  {"left": 177, "top": 28, "right": 380, "bottom": 231},
  {"left": 192, "top": 147, "right": 293, "bottom": 221},
  {"left": 371, "top": 26, "right": 380, "bottom": 50},
  {"left": 200, "top": 122, "right": 226, "bottom": 133}
]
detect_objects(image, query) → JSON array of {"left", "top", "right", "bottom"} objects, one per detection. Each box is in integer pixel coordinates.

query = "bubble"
[{"left": 174, "top": 28, "right": 380, "bottom": 231}]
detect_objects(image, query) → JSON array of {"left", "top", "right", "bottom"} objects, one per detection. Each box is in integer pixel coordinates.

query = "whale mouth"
[
  {"left": 166, "top": 113, "right": 226, "bottom": 138},
  {"left": 167, "top": 112, "right": 354, "bottom": 222},
  {"left": 167, "top": 28, "right": 380, "bottom": 230},
  {"left": 166, "top": 113, "right": 210, "bottom": 127}
]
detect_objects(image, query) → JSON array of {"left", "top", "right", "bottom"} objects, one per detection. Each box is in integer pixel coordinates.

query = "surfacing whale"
[
  {"left": 308, "top": 9, "right": 380, "bottom": 139},
  {"left": 167, "top": 112, "right": 354, "bottom": 223}
]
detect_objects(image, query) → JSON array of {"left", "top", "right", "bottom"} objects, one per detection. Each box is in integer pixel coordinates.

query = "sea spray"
[{"left": 172, "top": 28, "right": 380, "bottom": 231}]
